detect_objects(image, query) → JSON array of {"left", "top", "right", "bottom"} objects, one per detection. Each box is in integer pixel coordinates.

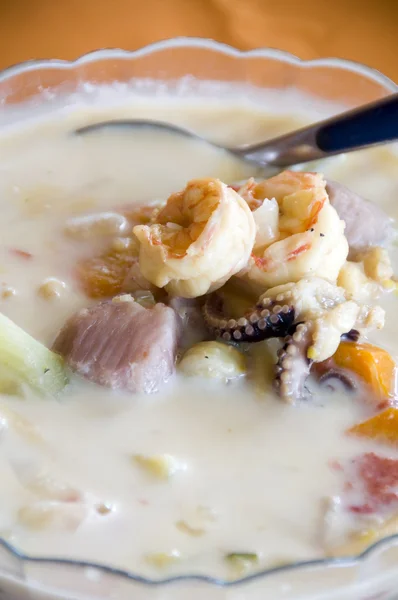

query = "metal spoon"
[{"left": 76, "top": 93, "right": 398, "bottom": 168}]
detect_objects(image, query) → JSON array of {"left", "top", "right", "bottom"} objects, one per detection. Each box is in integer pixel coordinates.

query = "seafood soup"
[{"left": 0, "top": 90, "right": 398, "bottom": 592}]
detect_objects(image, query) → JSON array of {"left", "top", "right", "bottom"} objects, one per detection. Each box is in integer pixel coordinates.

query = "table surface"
[{"left": 0, "top": 0, "right": 397, "bottom": 82}]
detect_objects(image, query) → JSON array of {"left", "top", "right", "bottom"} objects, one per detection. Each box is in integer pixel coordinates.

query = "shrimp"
[
  {"left": 133, "top": 178, "right": 256, "bottom": 298},
  {"left": 238, "top": 171, "right": 348, "bottom": 289}
]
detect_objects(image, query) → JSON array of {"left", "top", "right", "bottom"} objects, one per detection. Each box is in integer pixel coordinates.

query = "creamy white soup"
[{"left": 0, "top": 91, "right": 398, "bottom": 597}]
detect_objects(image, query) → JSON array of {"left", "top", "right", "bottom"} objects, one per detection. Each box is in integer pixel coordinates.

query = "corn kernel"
[
  {"left": 38, "top": 278, "right": 66, "bottom": 299},
  {"left": 132, "top": 454, "right": 181, "bottom": 480}
]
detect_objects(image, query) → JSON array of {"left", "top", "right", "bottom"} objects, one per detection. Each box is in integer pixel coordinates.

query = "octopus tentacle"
[
  {"left": 203, "top": 292, "right": 295, "bottom": 343},
  {"left": 204, "top": 273, "right": 383, "bottom": 401},
  {"left": 316, "top": 369, "right": 357, "bottom": 392},
  {"left": 274, "top": 322, "right": 313, "bottom": 402},
  {"left": 274, "top": 324, "right": 362, "bottom": 402}
]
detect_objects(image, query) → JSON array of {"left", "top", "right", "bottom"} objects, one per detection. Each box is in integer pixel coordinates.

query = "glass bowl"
[{"left": 0, "top": 38, "right": 398, "bottom": 600}]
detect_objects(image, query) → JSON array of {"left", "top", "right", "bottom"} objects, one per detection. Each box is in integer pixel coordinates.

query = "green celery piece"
[
  {"left": 226, "top": 553, "right": 259, "bottom": 563},
  {"left": 0, "top": 312, "right": 67, "bottom": 395},
  {"left": 225, "top": 553, "right": 259, "bottom": 576}
]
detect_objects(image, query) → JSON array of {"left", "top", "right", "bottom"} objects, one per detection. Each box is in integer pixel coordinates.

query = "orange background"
[{"left": 0, "top": 0, "right": 397, "bottom": 82}]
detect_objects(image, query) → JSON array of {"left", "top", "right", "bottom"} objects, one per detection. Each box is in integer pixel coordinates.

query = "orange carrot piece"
[
  {"left": 77, "top": 246, "right": 137, "bottom": 299},
  {"left": 333, "top": 341, "right": 395, "bottom": 399},
  {"left": 348, "top": 407, "right": 398, "bottom": 446}
]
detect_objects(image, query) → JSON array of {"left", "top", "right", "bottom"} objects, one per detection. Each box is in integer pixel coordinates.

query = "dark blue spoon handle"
[{"left": 316, "top": 93, "right": 398, "bottom": 153}]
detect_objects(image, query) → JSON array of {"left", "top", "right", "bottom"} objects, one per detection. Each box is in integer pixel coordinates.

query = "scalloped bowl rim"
[
  {"left": 1, "top": 37, "right": 397, "bottom": 93},
  {"left": 0, "top": 37, "right": 398, "bottom": 590},
  {"left": 2, "top": 532, "right": 398, "bottom": 588}
]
